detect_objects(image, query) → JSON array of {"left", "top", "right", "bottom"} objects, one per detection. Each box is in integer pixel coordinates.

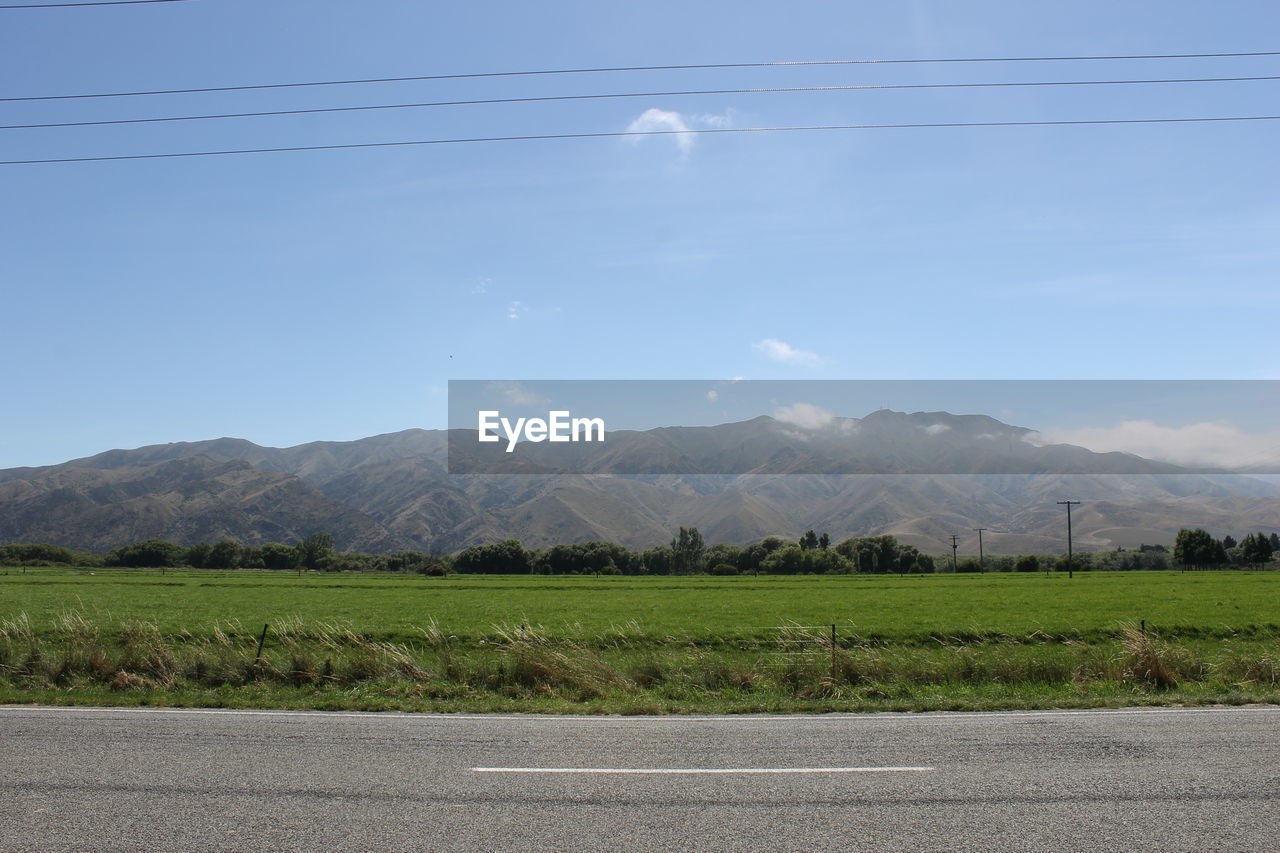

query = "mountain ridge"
[{"left": 2, "top": 411, "right": 1277, "bottom": 554}]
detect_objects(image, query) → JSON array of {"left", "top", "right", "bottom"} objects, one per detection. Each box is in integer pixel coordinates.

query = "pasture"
[
  {"left": 2, "top": 568, "right": 1278, "bottom": 713},
  {"left": 3, "top": 567, "right": 1277, "bottom": 642}
]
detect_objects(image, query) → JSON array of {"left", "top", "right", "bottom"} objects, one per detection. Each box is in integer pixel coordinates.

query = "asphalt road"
[{"left": 1, "top": 705, "right": 1277, "bottom": 852}]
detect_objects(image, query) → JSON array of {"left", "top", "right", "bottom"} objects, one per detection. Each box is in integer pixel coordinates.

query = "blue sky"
[{"left": 2, "top": 0, "right": 1278, "bottom": 468}]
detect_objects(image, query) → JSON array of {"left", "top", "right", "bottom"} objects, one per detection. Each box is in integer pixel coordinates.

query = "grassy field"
[
  {"left": 4, "top": 566, "right": 1278, "bottom": 641},
  {"left": 2, "top": 567, "right": 1278, "bottom": 713}
]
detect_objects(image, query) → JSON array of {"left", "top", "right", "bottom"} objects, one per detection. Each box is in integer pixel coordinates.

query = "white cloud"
[
  {"left": 773, "top": 402, "right": 835, "bottom": 431},
  {"left": 625, "top": 108, "right": 733, "bottom": 154},
  {"left": 506, "top": 301, "right": 521, "bottom": 320},
  {"left": 706, "top": 390, "right": 719, "bottom": 402},
  {"left": 923, "top": 423, "right": 951, "bottom": 436},
  {"left": 693, "top": 111, "right": 731, "bottom": 128},
  {"left": 471, "top": 277, "right": 490, "bottom": 295},
  {"left": 627, "top": 108, "right": 694, "bottom": 152},
  {"left": 753, "top": 338, "right": 823, "bottom": 367},
  {"left": 486, "top": 381, "right": 549, "bottom": 408},
  {"left": 1031, "top": 419, "right": 1280, "bottom": 470}
]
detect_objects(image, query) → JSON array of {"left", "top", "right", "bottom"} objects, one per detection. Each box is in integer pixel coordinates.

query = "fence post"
[
  {"left": 254, "top": 623, "right": 269, "bottom": 665},
  {"left": 830, "top": 624, "right": 837, "bottom": 683}
]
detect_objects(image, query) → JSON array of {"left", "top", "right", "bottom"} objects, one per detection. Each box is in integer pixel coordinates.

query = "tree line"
[
  {"left": 448, "top": 528, "right": 937, "bottom": 576},
  {"left": 0, "top": 527, "right": 1275, "bottom": 573},
  {"left": 0, "top": 535, "right": 442, "bottom": 575}
]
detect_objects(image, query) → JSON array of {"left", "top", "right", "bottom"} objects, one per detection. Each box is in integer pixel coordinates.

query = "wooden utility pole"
[{"left": 1057, "top": 501, "right": 1081, "bottom": 578}]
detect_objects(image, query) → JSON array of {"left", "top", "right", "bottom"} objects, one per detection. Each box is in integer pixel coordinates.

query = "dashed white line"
[{"left": 472, "top": 766, "right": 935, "bottom": 774}]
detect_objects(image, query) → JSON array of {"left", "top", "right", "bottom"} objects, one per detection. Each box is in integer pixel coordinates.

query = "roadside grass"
[{"left": 2, "top": 610, "right": 1278, "bottom": 713}]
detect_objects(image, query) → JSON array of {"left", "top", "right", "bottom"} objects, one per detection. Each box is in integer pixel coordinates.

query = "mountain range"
[{"left": 2, "top": 410, "right": 1277, "bottom": 555}]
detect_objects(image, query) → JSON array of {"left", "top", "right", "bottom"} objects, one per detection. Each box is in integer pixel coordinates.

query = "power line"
[
  {"left": 0, "top": 0, "right": 190, "bottom": 7},
  {"left": 3, "top": 114, "right": 1276, "bottom": 166},
  {"left": 7, "top": 75, "right": 1277, "bottom": 132},
  {"left": 4, "top": 51, "right": 1278, "bottom": 102}
]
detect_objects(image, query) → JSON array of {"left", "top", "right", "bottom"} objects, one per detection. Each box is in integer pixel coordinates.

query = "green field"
[
  {"left": 5, "top": 567, "right": 1278, "bottom": 641},
  {"left": 2, "top": 568, "right": 1278, "bottom": 713}
]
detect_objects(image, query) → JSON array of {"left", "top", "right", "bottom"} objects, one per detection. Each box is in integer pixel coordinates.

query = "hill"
[{"left": 1, "top": 412, "right": 1277, "bottom": 553}]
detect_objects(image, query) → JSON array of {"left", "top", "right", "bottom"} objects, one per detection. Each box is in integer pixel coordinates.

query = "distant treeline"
[
  {"left": 0, "top": 535, "right": 441, "bottom": 575},
  {"left": 1, "top": 527, "right": 1275, "bottom": 574}
]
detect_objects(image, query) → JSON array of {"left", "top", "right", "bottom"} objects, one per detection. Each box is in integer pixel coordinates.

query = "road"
[{"left": 1, "top": 705, "right": 1277, "bottom": 851}]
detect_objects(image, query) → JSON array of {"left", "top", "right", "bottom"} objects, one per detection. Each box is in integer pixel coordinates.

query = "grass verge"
[{"left": 3, "top": 613, "right": 1278, "bottom": 714}]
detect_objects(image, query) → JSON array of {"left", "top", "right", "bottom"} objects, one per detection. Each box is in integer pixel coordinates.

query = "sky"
[{"left": 1, "top": 0, "right": 1277, "bottom": 469}]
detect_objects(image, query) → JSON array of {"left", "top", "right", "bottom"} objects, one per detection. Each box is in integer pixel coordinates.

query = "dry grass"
[
  {"left": 1119, "top": 623, "right": 1180, "bottom": 689},
  {"left": 3, "top": 611, "right": 1279, "bottom": 710}
]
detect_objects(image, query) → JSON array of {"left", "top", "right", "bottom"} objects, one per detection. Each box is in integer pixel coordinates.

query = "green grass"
[
  {"left": 3, "top": 567, "right": 1278, "bottom": 643},
  {"left": 2, "top": 567, "right": 1278, "bottom": 713}
]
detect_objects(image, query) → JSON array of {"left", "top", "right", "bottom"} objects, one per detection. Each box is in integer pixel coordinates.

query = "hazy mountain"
[
  {"left": 1, "top": 412, "right": 1277, "bottom": 554},
  {"left": 0, "top": 455, "right": 411, "bottom": 553},
  {"left": 451, "top": 409, "right": 1191, "bottom": 475}
]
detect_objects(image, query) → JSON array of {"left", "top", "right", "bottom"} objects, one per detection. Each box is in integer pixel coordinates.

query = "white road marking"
[
  {"left": 1, "top": 705, "right": 1275, "bottom": 723},
  {"left": 472, "top": 766, "right": 935, "bottom": 774}
]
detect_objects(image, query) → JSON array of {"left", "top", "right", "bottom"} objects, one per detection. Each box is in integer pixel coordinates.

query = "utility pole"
[
  {"left": 972, "top": 528, "right": 987, "bottom": 572},
  {"left": 949, "top": 534, "right": 960, "bottom": 573},
  {"left": 1057, "top": 501, "right": 1081, "bottom": 579}
]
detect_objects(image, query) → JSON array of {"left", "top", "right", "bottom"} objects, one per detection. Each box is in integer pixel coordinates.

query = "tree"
[
  {"left": 762, "top": 546, "right": 806, "bottom": 574},
  {"left": 206, "top": 540, "right": 242, "bottom": 570},
  {"left": 296, "top": 532, "right": 334, "bottom": 571},
  {"left": 1240, "top": 532, "right": 1274, "bottom": 566},
  {"left": 1173, "top": 528, "right": 1227, "bottom": 568},
  {"left": 386, "top": 551, "right": 432, "bottom": 573},
  {"left": 807, "top": 548, "right": 854, "bottom": 574},
  {"left": 239, "top": 545, "right": 264, "bottom": 569},
  {"left": 896, "top": 544, "right": 934, "bottom": 574},
  {"left": 740, "top": 537, "right": 787, "bottom": 575},
  {"left": 760, "top": 546, "right": 853, "bottom": 575},
  {"left": 106, "top": 539, "right": 185, "bottom": 568},
  {"left": 704, "top": 543, "right": 745, "bottom": 574},
  {"left": 1222, "top": 534, "right": 1238, "bottom": 550},
  {"left": 327, "top": 552, "right": 387, "bottom": 572},
  {"left": 0, "top": 543, "right": 77, "bottom": 566},
  {"left": 1055, "top": 552, "right": 1092, "bottom": 572},
  {"left": 1014, "top": 555, "right": 1040, "bottom": 573},
  {"left": 260, "top": 543, "right": 300, "bottom": 571},
  {"left": 799, "top": 530, "right": 819, "bottom": 551},
  {"left": 834, "top": 535, "right": 900, "bottom": 574},
  {"left": 534, "top": 541, "right": 642, "bottom": 575},
  {"left": 818, "top": 532, "right": 830, "bottom": 551},
  {"left": 640, "top": 546, "right": 672, "bottom": 575},
  {"left": 453, "top": 539, "right": 530, "bottom": 574},
  {"left": 185, "top": 543, "right": 212, "bottom": 568},
  {"left": 669, "top": 527, "right": 706, "bottom": 574}
]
